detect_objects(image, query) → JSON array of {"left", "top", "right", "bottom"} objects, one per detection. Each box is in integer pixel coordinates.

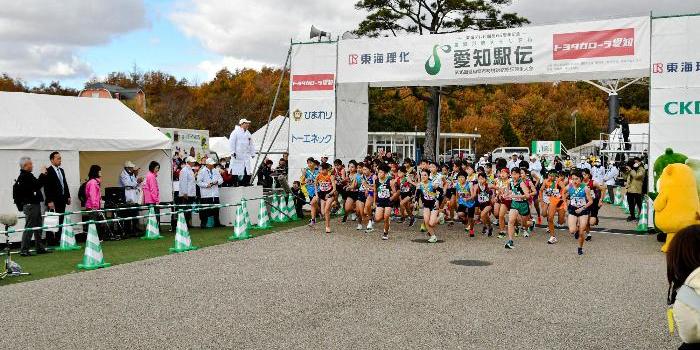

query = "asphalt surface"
[{"left": 0, "top": 209, "right": 676, "bottom": 349}]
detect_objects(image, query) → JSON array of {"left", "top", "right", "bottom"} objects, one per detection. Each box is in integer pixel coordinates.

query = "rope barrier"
[{"left": 2, "top": 195, "right": 293, "bottom": 236}]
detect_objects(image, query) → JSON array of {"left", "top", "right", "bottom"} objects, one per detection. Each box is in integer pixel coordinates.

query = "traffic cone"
[
  {"left": 636, "top": 199, "right": 649, "bottom": 233},
  {"left": 270, "top": 193, "right": 281, "bottom": 223},
  {"left": 77, "top": 222, "right": 111, "bottom": 270},
  {"left": 603, "top": 190, "right": 612, "bottom": 204},
  {"left": 142, "top": 206, "right": 163, "bottom": 240},
  {"left": 241, "top": 198, "right": 253, "bottom": 230},
  {"left": 228, "top": 205, "right": 251, "bottom": 240},
  {"left": 286, "top": 193, "right": 298, "bottom": 221},
  {"left": 54, "top": 212, "right": 81, "bottom": 251},
  {"left": 614, "top": 187, "right": 623, "bottom": 206},
  {"left": 278, "top": 194, "right": 289, "bottom": 223},
  {"left": 170, "top": 211, "right": 198, "bottom": 253},
  {"left": 622, "top": 196, "right": 630, "bottom": 214},
  {"left": 255, "top": 198, "right": 272, "bottom": 229}
]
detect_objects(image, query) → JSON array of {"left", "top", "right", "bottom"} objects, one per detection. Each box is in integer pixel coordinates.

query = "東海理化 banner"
[{"left": 337, "top": 16, "right": 650, "bottom": 87}]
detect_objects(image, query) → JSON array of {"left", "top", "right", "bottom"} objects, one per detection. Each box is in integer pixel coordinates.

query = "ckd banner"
[
  {"left": 338, "top": 16, "right": 650, "bottom": 87},
  {"left": 288, "top": 42, "right": 337, "bottom": 182},
  {"left": 650, "top": 15, "right": 700, "bottom": 188}
]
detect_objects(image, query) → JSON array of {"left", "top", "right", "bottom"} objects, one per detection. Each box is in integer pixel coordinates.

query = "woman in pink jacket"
[
  {"left": 84, "top": 165, "right": 103, "bottom": 238},
  {"left": 142, "top": 161, "right": 161, "bottom": 205}
]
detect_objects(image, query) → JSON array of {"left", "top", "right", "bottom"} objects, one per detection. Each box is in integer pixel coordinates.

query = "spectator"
[
  {"left": 119, "top": 161, "right": 142, "bottom": 236},
  {"left": 666, "top": 225, "right": 700, "bottom": 348},
  {"left": 624, "top": 157, "right": 646, "bottom": 222},
  {"left": 43, "top": 151, "right": 71, "bottom": 246},
  {"left": 143, "top": 161, "right": 162, "bottom": 230},
  {"left": 198, "top": 158, "right": 223, "bottom": 228},
  {"left": 275, "top": 158, "right": 289, "bottom": 189},
  {"left": 15, "top": 157, "right": 49, "bottom": 256},
  {"left": 291, "top": 181, "right": 305, "bottom": 219},
  {"left": 173, "top": 157, "right": 196, "bottom": 228},
  {"left": 603, "top": 161, "right": 619, "bottom": 204},
  {"left": 256, "top": 159, "right": 274, "bottom": 188},
  {"left": 84, "top": 165, "right": 104, "bottom": 238}
]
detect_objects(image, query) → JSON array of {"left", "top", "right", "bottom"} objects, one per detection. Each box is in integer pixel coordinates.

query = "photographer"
[
  {"left": 623, "top": 157, "right": 646, "bottom": 222},
  {"left": 616, "top": 113, "right": 631, "bottom": 151}
]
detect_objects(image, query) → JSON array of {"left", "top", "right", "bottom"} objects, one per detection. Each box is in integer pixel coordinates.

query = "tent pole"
[{"left": 252, "top": 45, "right": 292, "bottom": 182}]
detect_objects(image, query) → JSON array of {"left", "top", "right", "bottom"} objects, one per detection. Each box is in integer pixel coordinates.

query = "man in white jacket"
[
  {"left": 602, "top": 161, "right": 619, "bottom": 203},
  {"left": 198, "top": 158, "right": 224, "bottom": 228},
  {"left": 229, "top": 118, "right": 255, "bottom": 187},
  {"left": 174, "top": 157, "right": 196, "bottom": 228}
]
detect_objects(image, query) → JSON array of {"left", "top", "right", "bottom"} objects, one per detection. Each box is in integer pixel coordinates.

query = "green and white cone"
[
  {"left": 278, "top": 194, "right": 289, "bottom": 223},
  {"left": 170, "top": 211, "right": 198, "bottom": 253},
  {"left": 614, "top": 187, "right": 623, "bottom": 206},
  {"left": 255, "top": 198, "right": 272, "bottom": 229},
  {"left": 622, "top": 195, "right": 630, "bottom": 214},
  {"left": 338, "top": 198, "right": 345, "bottom": 216},
  {"left": 77, "top": 222, "right": 111, "bottom": 270},
  {"left": 270, "top": 193, "right": 281, "bottom": 223},
  {"left": 636, "top": 198, "right": 649, "bottom": 233},
  {"left": 228, "top": 205, "right": 251, "bottom": 240},
  {"left": 603, "top": 191, "right": 612, "bottom": 204},
  {"left": 286, "top": 193, "right": 298, "bottom": 221},
  {"left": 241, "top": 198, "right": 252, "bottom": 229},
  {"left": 54, "top": 212, "right": 81, "bottom": 251},
  {"left": 142, "top": 206, "right": 163, "bottom": 240}
]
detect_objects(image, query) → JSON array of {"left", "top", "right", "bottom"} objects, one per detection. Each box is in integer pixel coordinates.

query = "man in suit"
[{"left": 44, "top": 151, "right": 71, "bottom": 246}]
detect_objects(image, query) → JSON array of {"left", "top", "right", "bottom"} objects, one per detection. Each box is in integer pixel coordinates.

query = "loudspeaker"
[
  {"left": 105, "top": 187, "right": 126, "bottom": 205},
  {"left": 310, "top": 25, "right": 328, "bottom": 40}
]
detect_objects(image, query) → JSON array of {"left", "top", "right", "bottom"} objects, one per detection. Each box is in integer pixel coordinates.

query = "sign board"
[
  {"left": 338, "top": 16, "right": 650, "bottom": 87},
  {"left": 288, "top": 42, "right": 337, "bottom": 181},
  {"left": 531, "top": 141, "right": 562, "bottom": 155},
  {"left": 650, "top": 15, "right": 700, "bottom": 188},
  {"left": 159, "top": 128, "right": 210, "bottom": 178}
]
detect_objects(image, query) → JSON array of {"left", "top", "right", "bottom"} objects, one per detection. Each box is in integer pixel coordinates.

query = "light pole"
[
  {"left": 474, "top": 127, "right": 478, "bottom": 159},
  {"left": 571, "top": 110, "right": 579, "bottom": 148}
]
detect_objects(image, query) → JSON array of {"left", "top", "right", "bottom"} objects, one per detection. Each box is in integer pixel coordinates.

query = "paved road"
[{"left": 0, "top": 212, "right": 675, "bottom": 349}]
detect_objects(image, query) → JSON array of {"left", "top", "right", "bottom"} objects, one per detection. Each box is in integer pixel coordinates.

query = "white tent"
[
  {"left": 0, "top": 92, "right": 171, "bottom": 240},
  {"left": 252, "top": 115, "right": 288, "bottom": 163},
  {"left": 209, "top": 137, "right": 231, "bottom": 158}
]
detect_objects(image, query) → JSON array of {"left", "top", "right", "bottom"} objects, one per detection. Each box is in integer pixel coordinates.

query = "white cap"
[
  {"left": 321, "top": 154, "right": 329, "bottom": 159},
  {"left": 529, "top": 155, "right": 536, "bottom": 160},
  {"left": 239, "top": 118, "right": 251, "bottom": 125},
  {"left": 205, "top": 158, "right": 217, "bottom": 165},
  {"left": 580, "top": 155, "right": 587, "bottom": 160},
  {"left": 124, "top": 161, "right": 136, "bottom": 168},
  {"left": 186, "top": 156, "right": 196, "bottom": 163},
  {"left": 512, "top": 153, "right": 518, "bottom": 157}
]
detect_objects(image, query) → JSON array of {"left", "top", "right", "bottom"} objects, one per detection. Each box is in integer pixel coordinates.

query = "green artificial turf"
[{"left": 0, "top": 220, "right": 305, "bottom": 286}]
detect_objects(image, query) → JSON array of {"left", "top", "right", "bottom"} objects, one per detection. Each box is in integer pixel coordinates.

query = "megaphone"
[{"left": 310, "top": 25, "right": 328, "bottom": 40}]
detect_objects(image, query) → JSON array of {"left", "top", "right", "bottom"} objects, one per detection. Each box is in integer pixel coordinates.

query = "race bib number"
[
  {"left": 478, "top": 192, "right": 490, "bottom": 203},
  {"left": 571, "top": 196, "right": 587, "bottom": 208},
  {"left": 319, "top": 182, "right": 332, "bottom": 192},
  {"left": 378, "top": 187, "right": 391, "bottom": 199}
]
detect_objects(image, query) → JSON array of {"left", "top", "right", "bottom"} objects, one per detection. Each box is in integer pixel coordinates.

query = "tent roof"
[
  {"left": 252, "top": 115, "right": 288, "bottom": 153},
  {"left": 0, "top": 92, "right": 170, "bottom": 151},
  {"left": 209, "top": 137, "right": 231, "bottom": 158}
]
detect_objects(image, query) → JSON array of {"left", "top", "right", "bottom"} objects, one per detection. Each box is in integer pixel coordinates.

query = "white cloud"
[
  {"left": 170, "top": 0, "right": 365, "bottom": 70},
  {"left": 198, "top": 56, "right": 272, "bottom": 80},
  {"left": 0, "top": 0, "right": 147, "bottom": 80}
]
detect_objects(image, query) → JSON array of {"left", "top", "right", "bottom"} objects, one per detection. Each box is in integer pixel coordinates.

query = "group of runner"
[{"left": 299, "top": 154, "right": 603, "bottom": 255}]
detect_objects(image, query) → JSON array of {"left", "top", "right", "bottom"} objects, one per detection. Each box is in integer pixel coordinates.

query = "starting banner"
[
  {"left": 650, "top": 15, "right": 700, "bottom": 187},
  {"left": 338, "top": 16, "right": 650, "bottom": 87},
  {"left": 288, "top": 42, "right": 337, "bottom": 181}
]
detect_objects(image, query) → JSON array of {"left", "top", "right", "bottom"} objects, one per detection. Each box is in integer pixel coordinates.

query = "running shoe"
[
  {"left": 469, "top": 229, "right": 475, "bottom": 238},
  {"left": 504, "top": 240, "right": 514, "bottom": 249},
  {"left": 365, "top": 227, "right": 374, "bottom": 233},
  {"left": 585, "top": 233, "right": 592, "bottom": 241},
  {"left": 514, "top": 229, "right": 520, "bottom": 237},
  {"left": 574, "top": 232, "right": 579, "bottom": 240},
  {"left": 547, "top": 236, "right": 558, "bottom": 244},
  {"left": 482, "top": 226, "right": 488, "bottom": 235},
  {"left": 408, "top": 216, "right": 416, "bottom": 227},
  {"left": 351, "top": 213, "right": 357, "bottom": 221},
  {"left": 497, "top": 231, "right": 506, "bottom": 239},
  {"left": 382, "top": 232, "right": 389, "bottom": 240},
  {"left": 308, "top": 218, "right": 316, "bottom": 227},
  {"left": 487, "top": 227, "right": 493, "bottom": 237},
  {"left": 367, "top": 220, "right": 374, "bottom": 230},
  {"left": 325, "top": 227, "right": 331, "bottom": 233},
  {"left": 577, "top": 247, "right": 584, "bottom": 255},
  {"left": 428, "top": 235, "right": 438, "bottom": 243},
  {"left": 356, "top": 223, "right": 363, "bottom": 230},
  {"left": 341, "top": 215, "right": 347, "bottom": 223}
]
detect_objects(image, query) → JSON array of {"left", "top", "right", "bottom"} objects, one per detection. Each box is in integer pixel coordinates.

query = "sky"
[{"left": 2, "top": 0, "right": 700, "bottom": 89}]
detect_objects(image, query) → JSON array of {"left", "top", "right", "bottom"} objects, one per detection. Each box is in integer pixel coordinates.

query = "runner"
[
  {"left": 494, "top": 168, "right": 512, "bottom": 239},
  {"left": 562, "top": 169, "right": 594, "bottom": 255},
  {"left": 505, "top": 168, "right": 532, "bottom": 249},
  {"left": 540, "top": 169, "right": 566, "bottom": 244},
  {"left": 300, "top": 157, "right": 319, "bottom": 226},
  {"left": 455, "top": 171, "right": 477, "bottom": 237},
  {"left": 332, "top": 159, "right": 346, "bottom": 216},
  {"left": 397, "top": 165, "right": 416, "bottom": 226},
  {"left": 373, "top": 163, "right": 395, "bottom": 240},
  {"left": 475, "top": 172, "right": 495, "bottom": 237},
  {"left": 415, "top": 169, "right": 441, "bottom": 243},
  {"left": 314, "top": 163, "right": 336, "bottom": 233},
  {"left": 342, "top": 160, "right": 359, "bottom": 223},
  {"left": 582, "top": 168, "right": 602, "bottom": 242},
  {"left": 360, "top": 163, "right": 376, "bottom": 233}
]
